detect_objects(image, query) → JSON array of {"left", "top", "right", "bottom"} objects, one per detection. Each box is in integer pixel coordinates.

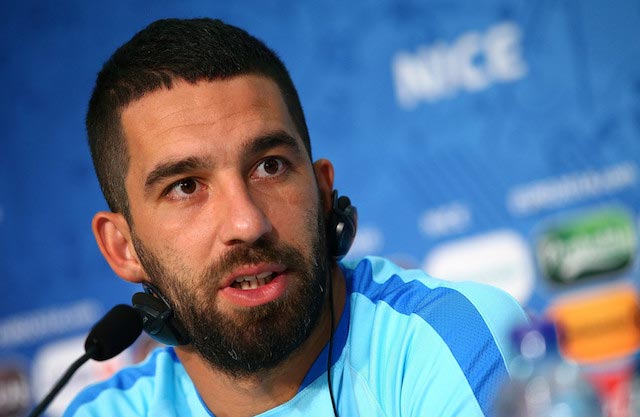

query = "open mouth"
[{"left": 231, "top": 271, "right": 277, "bottom": 290}]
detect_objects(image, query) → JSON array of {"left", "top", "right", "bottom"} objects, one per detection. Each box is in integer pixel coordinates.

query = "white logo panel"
[{"left": 423, "top": 229, "right": 535, "bottom": 303}]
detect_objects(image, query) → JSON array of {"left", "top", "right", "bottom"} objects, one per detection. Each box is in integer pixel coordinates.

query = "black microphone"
[
  {"left": 28, "top": 304, "right": 143, "bottom": 417},
  {"left": 85, "top": 304, "right": 144, "bottom": 360}
]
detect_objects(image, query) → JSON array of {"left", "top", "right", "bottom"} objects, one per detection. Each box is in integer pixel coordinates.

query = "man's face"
[{"left": 119, "top": 75, "right": 331, "bottom": 375}]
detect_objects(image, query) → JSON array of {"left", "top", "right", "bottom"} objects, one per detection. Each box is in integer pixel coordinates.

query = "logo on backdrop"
[
  {"left": 423, "top": 229, "right": 535, "bottom": 304},
  {"left": 392, "top": 21, "right": 528, "bottom": 108},
  {"left": 535, "top": 206, "right": 636, "bottom": 286},
  {"left": 418, "top": 201, "right": 471, "bottom": 238},
  {"left": 507, "top": 162, "right": 638, "bottom": 217},
  {"left": 0, "top": 300, "right": 101, "bottom": 349}
]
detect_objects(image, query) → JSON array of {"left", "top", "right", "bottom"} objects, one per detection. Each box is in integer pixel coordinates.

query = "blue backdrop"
[{"left": 2, "top": 1, "right": 639, "bottom": 415}]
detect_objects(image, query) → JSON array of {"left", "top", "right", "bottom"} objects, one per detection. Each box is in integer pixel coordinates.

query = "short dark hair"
[{"left": 86, "top": 18, "right": 311, "bottom": 219}]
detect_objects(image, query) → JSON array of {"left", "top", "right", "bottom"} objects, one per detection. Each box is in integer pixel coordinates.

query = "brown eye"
[
  {"left": 165, "top": 178, "right": 202, "bottom": 200},
  {"left": 178, "top": 179, "right": 197, "bottom": 194},
  {"left": 253, "top": 157, "right": 287, "bottom": 179},
  {"left": 263, "top": 158, "right": 281, "bottom": 175}
]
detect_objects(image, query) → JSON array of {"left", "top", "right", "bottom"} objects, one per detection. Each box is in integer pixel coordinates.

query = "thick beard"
[{"left": 131, "top": 202, "right": 330, "bottom": 378}]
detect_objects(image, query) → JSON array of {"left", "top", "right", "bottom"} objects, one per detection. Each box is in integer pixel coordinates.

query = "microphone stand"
[
  {"left": 27, "top": 304, "right": 142, "bottom": 417},
  {"left": 28, "top": 345, "right": 97, "bottom": 417}
]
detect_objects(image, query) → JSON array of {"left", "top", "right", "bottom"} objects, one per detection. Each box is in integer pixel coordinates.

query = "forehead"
[{"left": 120, "top": 74, "right": 301, "bottom": 174}]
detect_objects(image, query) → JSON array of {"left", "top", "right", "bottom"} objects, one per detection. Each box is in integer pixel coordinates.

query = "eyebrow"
[
  {"left": 243, "top": 131, "right": 304, "bottom": 157},
  {"left": 144, "top": 155, "right": 213, "bottom": 196},
  {"left": 142, "top": 131, "right": 305, "bottom": 196}
]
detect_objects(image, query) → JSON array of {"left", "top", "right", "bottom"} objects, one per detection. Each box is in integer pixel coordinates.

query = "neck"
[{"left": 175, "top": 263, "right": 346, "bottom": 417}]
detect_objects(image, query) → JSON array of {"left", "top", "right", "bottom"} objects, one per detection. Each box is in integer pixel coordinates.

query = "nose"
[{"left": 218, "top": 184, "right": 272, "bottom": 246}]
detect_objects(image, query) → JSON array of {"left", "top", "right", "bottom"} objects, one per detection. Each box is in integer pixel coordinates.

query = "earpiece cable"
[{"left": 327, "top": 270, "right": 339, "bottom": 417}]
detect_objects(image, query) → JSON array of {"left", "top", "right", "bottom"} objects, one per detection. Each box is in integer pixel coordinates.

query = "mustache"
[{"left": 205, "top": 238, "right": 307, "bottom": 285}]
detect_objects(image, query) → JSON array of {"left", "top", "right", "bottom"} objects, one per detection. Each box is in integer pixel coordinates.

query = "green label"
[{"left": 537, "top": 208, "right": 637, "bottom": 284}]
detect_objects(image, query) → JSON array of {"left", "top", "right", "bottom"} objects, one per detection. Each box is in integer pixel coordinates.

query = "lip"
[
  {"left": 221, "top": 263, "right": 287, "bottom": 288},
  {"left": 218, "top": 263, "right": 289, "bottom": 308}
]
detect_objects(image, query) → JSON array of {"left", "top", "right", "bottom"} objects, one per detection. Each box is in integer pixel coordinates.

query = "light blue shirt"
[{"left": 64, "top": 256, "right": 527, "bottom": 416}]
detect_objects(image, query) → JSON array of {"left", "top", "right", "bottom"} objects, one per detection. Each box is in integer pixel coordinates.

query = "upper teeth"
[{"left": 234, "top": 271, "right": 274, "bottom": 290}]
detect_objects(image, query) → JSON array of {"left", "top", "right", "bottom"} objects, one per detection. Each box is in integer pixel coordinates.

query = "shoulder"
[
  {"left": 342, "top": 256, "right": 526, "bottom": 359},
  {"left": 340, "top": 256, "right": 528, "bottom": 413},
  {"left": 62, "top": 347, "right": 186, "bottom": 417},
  {"left": 342, "top": 256, "right": 526, "bottom": 324}
]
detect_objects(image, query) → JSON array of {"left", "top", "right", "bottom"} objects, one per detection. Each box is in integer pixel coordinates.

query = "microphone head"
[{"left": 84, "top": 304, "right": 143, "bottom": 361}]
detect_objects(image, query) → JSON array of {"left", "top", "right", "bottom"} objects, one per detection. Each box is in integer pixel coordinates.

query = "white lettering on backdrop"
[{"left": 392, "top": 22, "right": 528, "bottom": 108}]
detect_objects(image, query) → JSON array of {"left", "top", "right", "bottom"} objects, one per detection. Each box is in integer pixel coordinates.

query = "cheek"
[
  {"left": 136, "top": 219, "right": 212, "bottom": 278},
  {"left": 166, "top": 227, "right": 216, "bottom": 271},
  {"left": 265, "top": 186, "right": 319, "bottom": 229},
  {"left": 142, "top": 201, "right": 216, "bottom": 247}
]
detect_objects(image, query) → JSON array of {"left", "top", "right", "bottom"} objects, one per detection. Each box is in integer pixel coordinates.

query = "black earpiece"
[
  {"left": 328, "top": 190, "right": 358, "bottom": 260},
  {"left": 131, "top": 282, "right": 190, "bottom": 346}
]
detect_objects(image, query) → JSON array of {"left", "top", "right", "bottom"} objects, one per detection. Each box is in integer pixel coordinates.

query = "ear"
[
  {"left": 92, "top": 211, "right": 146, "bottom": 283},
  {"left": 313, "top": 159, "right": 335, "bottom": 213}
]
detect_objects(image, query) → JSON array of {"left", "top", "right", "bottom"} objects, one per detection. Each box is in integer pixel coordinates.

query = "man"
[{"left": 64, "top": 18, "right": 527, "bottom": 417}]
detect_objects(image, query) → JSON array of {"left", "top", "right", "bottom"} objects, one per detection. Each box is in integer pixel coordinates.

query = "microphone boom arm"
[{"left": 27, "top": 347, "right": 95, "bottom": 417}]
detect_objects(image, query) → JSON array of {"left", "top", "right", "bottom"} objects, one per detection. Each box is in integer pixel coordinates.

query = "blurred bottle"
[
  {"left": 547, "top": 285, "right": 640, "bottom": 417},
  {"left": 627, "top": 354, "right": 640, "bottom": 416},
  {"left": 585, "top": 358, "right": 636, "bottom": 417},
  {"left": 495, "top": 319, "right": 602, "bottom": 417}
]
